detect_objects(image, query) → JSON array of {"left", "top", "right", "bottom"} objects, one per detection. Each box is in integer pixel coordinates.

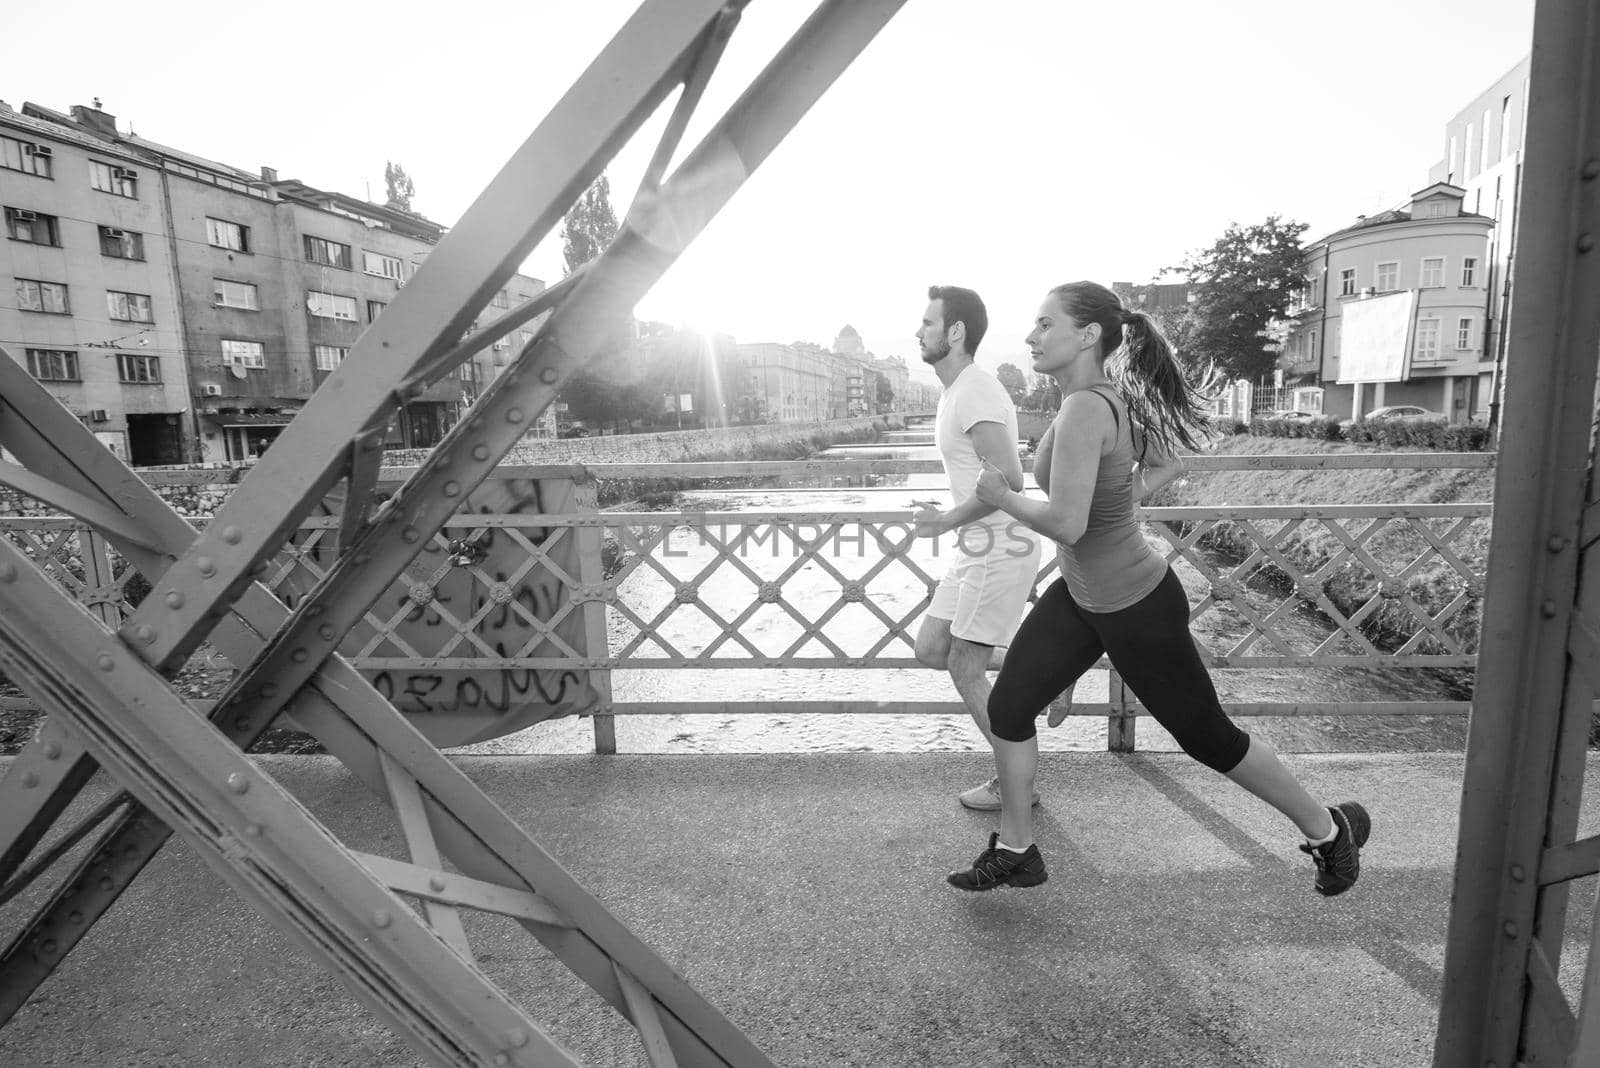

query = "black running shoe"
[
  {"left": 1300, "top": 802, "right": 1371, "bottom": 897},
  {"left": 947, "top": 832, "right": 1048, "bottom": 891}
]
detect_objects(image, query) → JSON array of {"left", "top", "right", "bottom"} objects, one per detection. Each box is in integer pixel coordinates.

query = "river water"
[{"left": 457, "top": 429, "right": 1469, "bottom": 757}]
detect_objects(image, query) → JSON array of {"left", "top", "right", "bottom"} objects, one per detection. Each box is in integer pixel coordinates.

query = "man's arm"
[{"left": 918, "top": 420, "right": 1022, "bottom": 536}]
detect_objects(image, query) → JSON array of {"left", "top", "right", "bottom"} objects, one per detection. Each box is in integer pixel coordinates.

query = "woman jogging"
[{"left": 946, "top": 280, "right": 1369, "bottom": 896}]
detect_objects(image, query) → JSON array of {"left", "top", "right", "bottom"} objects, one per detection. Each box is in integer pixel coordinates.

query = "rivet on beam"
[
  {"left": 21, "top": 771, "right": 38, "bottom": 788},
  {"left": 164, "top": 591, "right": 184, "bottom": 609},
  {"left": 319, "top": 624, "right": 337, "bottom": 640},
  {"left": 443, "top": 481, "right": 461, "bottom": 498},
  {"left": 506, "top": 408, "right": 526, "bottom": 424},
  {"left": 0, "top": 563, "right": 16, "bottom": 582},
  {"left": 1579, "top": 233, "right": 1596, "bottom": 254},
  {"left": 134, "top": 624, "right": 156, "bottom": 644},
  {"left": 96, "top": 653, "right": 115, "bottom": 672},
  {"left": 428, "top": 875, "right": 447, "bottom": 892},
  {"left": 372, "top": 909, "right": 392, "bottom": 929},
  {"left": 291, "top": 648, "right": 310, "bottom": 664},
  {"left": 42, "top": 741, "right": 61, "bottom": 759},
  {"left": 222, "top": 526, "right": 242, "bottom": 544},
  {"left": 473, "top": 445, "right": 490, "bottom": 461},
  {"left": 508, "top": 1029, "right": 529, "bottom": 1048},
  {"left": 540, "top": 367, "right": 558, "bottom": 384},
  {"left": 226, "top": 773, "right": 249, "bottom": 794},
  {"left": 1583, "top": 158, "right": 1600, "bottom": 180},
  {"left": 402, "top": 527, "right": 421, "bottom": 544},
  {"left": 196, "top": 556, "right": 216, "bottom": 578},
  {"left": 260, "top": 683, "right": 280, "bottom": 699}
]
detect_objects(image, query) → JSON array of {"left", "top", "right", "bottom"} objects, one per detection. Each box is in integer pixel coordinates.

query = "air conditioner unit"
[
  {"left": 1359, "top": 287, "right": 1375, "bottom": 298},
  {"left": 112, "top": 167, "right": 137, "bottom": 180},
  {"left": 24, "top": 144, "right": 52, "bottom": 158},
  {"left": 104, "top": 228, "right": 126, "bottom": 239},
  {"left": 201, "top": 384, "right": 223, "bottom": 397},
  {"left": 13, "top": 209, "right": 37, "bottom": 222},
  {"left": 90, "top": 409, "right": 109, "bottom": 423}
]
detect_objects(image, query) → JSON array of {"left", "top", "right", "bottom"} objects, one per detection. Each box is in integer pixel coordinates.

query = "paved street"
[{"left": 2, "top": 750, "right": 1595, "bottom": 1067}]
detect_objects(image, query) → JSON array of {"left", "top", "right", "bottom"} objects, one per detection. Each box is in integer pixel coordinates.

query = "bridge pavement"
[{"left": 2, "top": 750, "right": 1596, "bottom": 1067}]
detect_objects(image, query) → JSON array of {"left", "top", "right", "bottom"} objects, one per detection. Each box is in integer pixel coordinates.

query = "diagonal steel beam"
[
  {"left": 210, "top": 0, "right": 912, "bottom": 756},
  {"left": 126, "top": 0, "right": 747, "bottom": 674},
  {"left": 0, "top": 539, "right": 581, "bottom": 1067},
  {"left": 1433, "top": 0, "right": 1600, "bottom": 1062}
]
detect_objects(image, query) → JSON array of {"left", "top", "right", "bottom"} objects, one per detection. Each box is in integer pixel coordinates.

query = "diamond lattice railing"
[{"left": 0, "top": 499, "right": 1490, "bottom": 675}]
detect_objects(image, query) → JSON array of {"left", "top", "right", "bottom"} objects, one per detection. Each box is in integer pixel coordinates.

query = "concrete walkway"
[{"left": 2, "top": 751, "right": 1596, "bottom": 1067}]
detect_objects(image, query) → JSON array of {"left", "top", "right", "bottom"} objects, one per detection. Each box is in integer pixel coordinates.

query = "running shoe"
[
  {"left": 1300, "top": 801, "right": 1371, "bottom": 897},
  {"left": 958, "top": 776, "right": 1040, "bottom": 811},
  {"left": 947, "top": 832, "right": 1048, "bottom": 891}
]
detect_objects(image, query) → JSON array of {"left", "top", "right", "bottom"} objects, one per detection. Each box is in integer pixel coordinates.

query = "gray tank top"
[{"left": 1054, "top": 385, "right": 1168, "bottom": 612}]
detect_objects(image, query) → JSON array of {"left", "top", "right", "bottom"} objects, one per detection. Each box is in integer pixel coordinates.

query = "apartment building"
[
  {"left": 1281, "top": 183, "right": 1493, "bottom": 421},
  {"left": 2, "top": 99, "right": 545, "bottom": 463},
  {"left": 1, "top": 103, "right": 191, "bottom": 463},
  {"left": 1428, "top": 55, "right": 1528, "bottom": 423}
]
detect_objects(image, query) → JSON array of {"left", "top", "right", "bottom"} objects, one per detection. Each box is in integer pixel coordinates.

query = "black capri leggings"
[{"left": 988, "top": 568, "right": 1251, "bottom": 774}]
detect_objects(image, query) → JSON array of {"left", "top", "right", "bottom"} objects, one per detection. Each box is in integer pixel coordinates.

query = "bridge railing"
[{"left": 0, "top": 451, "right": 1492, "bottom": 753}]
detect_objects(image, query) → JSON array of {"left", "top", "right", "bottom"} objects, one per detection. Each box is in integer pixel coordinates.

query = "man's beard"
[{"left": 920, "top": 338, "right": 950, "bottom": 366}]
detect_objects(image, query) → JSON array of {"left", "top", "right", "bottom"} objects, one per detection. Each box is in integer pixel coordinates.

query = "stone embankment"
[{"left": 0, "top": 416, "right": 897, "bottom": 519}]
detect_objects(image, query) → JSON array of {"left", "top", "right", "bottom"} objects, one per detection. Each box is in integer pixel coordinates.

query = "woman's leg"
[
  {"left": 985, "top": 579, "right": 1103, "bottom": 847},
  {"left": 1100, "top": 571, "right": 1332, "bottom": 837}
]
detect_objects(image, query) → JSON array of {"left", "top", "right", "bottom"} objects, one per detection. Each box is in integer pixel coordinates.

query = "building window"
[
  {"left": 117, "top": 353, "right": 161, "bottom": 383},
  {"left": 1375, "top": 262, "right": 1399, "bottom": 292},
  {"left": 1308, "top": 329, "right": 1318, "bottom": 361},
  {"left": 492, "top": 289, "right": 510, "bottom": 308},
  {"left": 221, "top": 339, "right": 265, "bottom": 369},
  {"left": 206, "top": 217, "right": 250, "bottom": 252},
  {"left": 106, "top": 290, "right": 154, "bottom": 323},
  {"left": 314, "top": 344, "right": 348, "bottom": 371},
  {"left": 88, "top": 160, "right": 137, "bottom": 198},
  {"left": 367, "top": 299, "right": 386, "bottom": 322},
  {"left": 25, "top": 348, "right": 79, "bottom": 381},
  {"left": 1480, "top": 108, "right": 1492, "bottom": 174},
  {"left": 1, "top": 136, "right": 53, "bottom": 178},
  {"left": 460, "top": 362, "right": 475, "bottom": 381},
  {"left": 361, "top": 250, "right": 403, "bottom": 280},
  {"left": 1457, "top": 317, "right": 1475, "bottom": 351},
  {"left": 213, "top": 278, "right": 260, "bottom": 310},
  {"left": 16, "top": 278, "right": 70, "bottom": 314},
  {"left": 1465, "top": 122, "right": 1476, "bottom": 179},
  {"left": 304, "top": 235, "right": 353, "bottom": 269},
  {"left": 1420, "top": 257, "right": 1445, "bottom": 288},
  {"left": 98, "top": 226, "right": 145, "bottom": 260},
  {"left": 1339, "top": 268, "right": 1356, "bottom": 297},
  {"left": 1447, "top": 134, "right": 1458, "bottom": 184},
  {"left": 89, "top": 160, "right": 138, "bottom": 198},
  {"left": 1501, "top": 95, "right": 1513, "bottom": 159},
  {"left": 6, "top": 206, "right": 61, "bottom": 245},
  {"left": 1423, "top": 202, "right": 1446, "bottom": 218},
  {"left": 1461, "top": 257, "right": 1478, "bottom": 287},
  {"left": 1416, "top": 318, "right": 1441, "bottom": 361},
  {"left": 306, "top": 290, "right": 358, "bottom": 321}
]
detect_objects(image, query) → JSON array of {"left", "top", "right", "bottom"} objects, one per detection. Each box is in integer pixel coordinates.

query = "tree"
[
  {"left": 871, "top": 369, "right": 894, "bottom": 413},
  {"left": 996, "top": 362, "right": 1028, "bottom": 407},
  {"left": 1024, "top": 373, "right": 1060, "bottom": 412},
  {"left": 1169, "top": 215, "right": 1308, "bottom": 382},
  {"left": 384, "top": 162, "right": 415, "bottom": 212},
  {"left": 561, "top": 172, "right": 619, "bottom": 275},
  {"left": 556, "top": 172, "right": 634, "bottom": 428}
]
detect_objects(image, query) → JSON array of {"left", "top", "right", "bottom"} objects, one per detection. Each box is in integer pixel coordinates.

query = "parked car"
[
  {"left": 1270, "top": 409, "right": 1317, "bottom": 420},
  {"left": 1366, "top": 405, "right": 1443, "bottom": 420}
]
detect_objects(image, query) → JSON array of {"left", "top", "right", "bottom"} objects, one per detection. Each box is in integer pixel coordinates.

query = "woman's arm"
[
  {"left": 1132, "top": 445, "right": 1186, "bottom": 502},
  {"left": 975, "top": 393, "right": 1110, "bottom": 545},
  {"left": 1030, "top": 422, "right": 1057, "bottom": 494}
]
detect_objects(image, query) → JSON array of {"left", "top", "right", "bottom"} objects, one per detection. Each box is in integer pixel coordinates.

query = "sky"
[{"left": 4, "top": 0, "right": 1536, "bottom": 383}]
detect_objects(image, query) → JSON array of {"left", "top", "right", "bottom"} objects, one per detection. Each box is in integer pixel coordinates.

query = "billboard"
[{"left": 1336, "top": 290, "right": 1416, "bottom": 383}]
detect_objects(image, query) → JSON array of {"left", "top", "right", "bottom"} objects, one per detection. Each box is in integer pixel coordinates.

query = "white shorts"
[{"left": 926, "top": 525, "right": 1041, "bottom": 646}]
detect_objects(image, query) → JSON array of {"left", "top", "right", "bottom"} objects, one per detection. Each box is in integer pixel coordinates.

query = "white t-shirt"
[{"left": 935, "top": 364, "right": 1020, "bottom": 531}]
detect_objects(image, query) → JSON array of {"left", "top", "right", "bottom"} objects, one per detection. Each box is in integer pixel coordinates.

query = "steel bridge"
[{"left": 0, "top": 1, "right": 1597, "bottom": 1064}]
